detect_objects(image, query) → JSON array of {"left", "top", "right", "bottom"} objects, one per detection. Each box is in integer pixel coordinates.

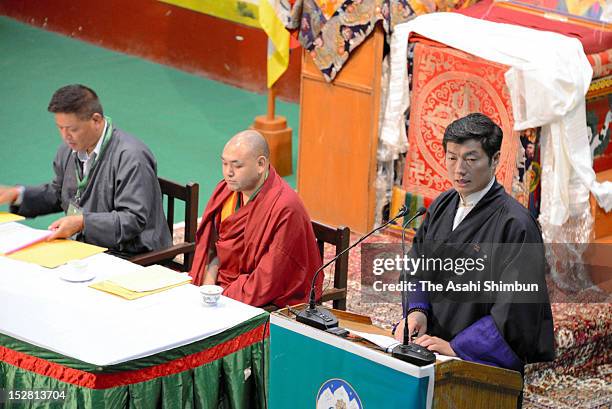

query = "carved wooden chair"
[
  {"left": 312, "top": 220, "right": 351, "bottom": 311},
  {"left": 130, "top": 177, "right": 199, "bottom": 272}
]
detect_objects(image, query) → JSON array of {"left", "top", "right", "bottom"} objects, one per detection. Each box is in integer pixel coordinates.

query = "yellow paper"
[
  {"left": 6, "top": 239, "right": 107, "bottom": 268},
  {"left": 0, "top": 212, "right": 25, "bottom": 224},
  {"left": 90, "top": 279, "right": 190, "bottom": 300},
  {"left": 108, "top": 265, "right": 192, "bottom": 292}
]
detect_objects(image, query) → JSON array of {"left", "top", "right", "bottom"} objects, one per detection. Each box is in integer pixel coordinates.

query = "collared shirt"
[
  {"left": 13, "top": 120, "right": 108, "bottom": 206},
  {"left": 76, "top": 120, "right": 107, "bottom": 177},
  {"left": 452, "top": 177, "right": 495, "bottom": 230}
]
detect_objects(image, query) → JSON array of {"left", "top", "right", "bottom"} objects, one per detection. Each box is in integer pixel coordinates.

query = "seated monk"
[{"left": 189, "top": 130, "right": 322, "bottom": 307}]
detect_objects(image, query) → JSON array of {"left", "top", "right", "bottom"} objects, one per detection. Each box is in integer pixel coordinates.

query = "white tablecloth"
[{"left": 0, "top": 253, "right": 264, "bottom": 366}]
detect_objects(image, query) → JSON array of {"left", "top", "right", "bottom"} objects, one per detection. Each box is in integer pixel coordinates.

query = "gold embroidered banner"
[{"left": 404, "top": 39, "right": 521, "bottom": 201}]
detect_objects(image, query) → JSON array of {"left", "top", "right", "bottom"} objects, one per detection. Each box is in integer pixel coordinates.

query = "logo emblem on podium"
[{"left": 316, "top": 378, "right": 362, "bottom": 409}]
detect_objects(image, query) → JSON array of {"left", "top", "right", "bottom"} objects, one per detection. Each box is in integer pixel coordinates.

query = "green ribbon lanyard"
[{"left": 74, "top": 116, "right": 113, "bottom": 203}]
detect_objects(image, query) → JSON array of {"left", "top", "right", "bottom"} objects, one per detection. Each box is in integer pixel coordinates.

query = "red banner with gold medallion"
[{"left": 403, "top": 38, "right": 520, "bottom": 202}]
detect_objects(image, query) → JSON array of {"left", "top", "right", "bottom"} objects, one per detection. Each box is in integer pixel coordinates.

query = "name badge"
[{"left": 67, "top": 200, "right": 83, "bottom": 216}]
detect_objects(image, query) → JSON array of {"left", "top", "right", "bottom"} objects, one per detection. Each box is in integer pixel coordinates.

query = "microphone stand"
[
  {"left": 401, "top": 213, "right": 411, "bottom": 346},
  {"left": 296, "top": 206, "right": 426, "bottom": 331},
  {"left": 391, "top": 209, "right": 436, "bottom": 366}
]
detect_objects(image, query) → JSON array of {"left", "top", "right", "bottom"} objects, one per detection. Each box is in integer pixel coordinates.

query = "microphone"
[
  {"left": 391, "top": 207, "right": 436, "bottom": 366},
  {"left": 296, "top": 206, "right": 427, "bottom": 331}
]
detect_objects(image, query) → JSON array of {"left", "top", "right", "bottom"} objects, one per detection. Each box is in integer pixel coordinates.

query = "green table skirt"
[{"left": 0, "top": 313, "right": 269, "bottom": 409}]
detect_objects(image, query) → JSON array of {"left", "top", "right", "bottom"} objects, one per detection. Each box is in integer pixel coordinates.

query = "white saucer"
[{"left": 60, "top": 269, "right": 96, "bottom": 283}]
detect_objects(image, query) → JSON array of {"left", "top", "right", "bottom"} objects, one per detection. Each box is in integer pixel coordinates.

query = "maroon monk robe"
[{"left": 190, "top": 166, "right": 323, "bottom": 307}]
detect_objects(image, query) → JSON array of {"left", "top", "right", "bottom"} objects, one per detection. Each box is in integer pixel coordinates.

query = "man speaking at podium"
[
  {"left": 190, "top": 130, "right": 322, "bottom": 307},
  {"left": 393, "top": 113, "right": 554, "bottom": 373}
]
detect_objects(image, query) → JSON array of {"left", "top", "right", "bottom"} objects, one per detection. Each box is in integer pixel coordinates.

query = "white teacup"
[
  {"left": 200, "top": 285, "right": 223, "bottom": 306},
  {"left": 61, "top": 259, "right": 95, "bottom": 282},
  {"left": 68, "top": 259, "right": 88, "bottom": 273}
]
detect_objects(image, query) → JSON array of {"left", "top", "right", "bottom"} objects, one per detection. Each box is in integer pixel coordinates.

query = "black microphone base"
[
  {"left": 391, "top": 343, "right": 436, "bottom": 366},
  {"left": 295, "top": 306, "right": 339, "bottom": 330}
]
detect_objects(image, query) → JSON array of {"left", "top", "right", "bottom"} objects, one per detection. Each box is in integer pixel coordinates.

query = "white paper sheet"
[
  {"left": 349, "top": 329, "right": 401, "bottom": 352},
  {"left": 0, "top": 222, "right": 52, "bottom": 255}
]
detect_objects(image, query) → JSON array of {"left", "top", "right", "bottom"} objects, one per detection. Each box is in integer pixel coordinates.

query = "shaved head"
[
  {"left": 225, "top": 130, "right": 270, "bottom": 160},
  {"left": 221, "top": 130, "right": 270, "bottom": 199}
]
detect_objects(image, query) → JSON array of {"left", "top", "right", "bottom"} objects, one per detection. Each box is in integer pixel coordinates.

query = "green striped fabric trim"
[{"left": 0, "top": 312, "right": 269, "bottom": 372}]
